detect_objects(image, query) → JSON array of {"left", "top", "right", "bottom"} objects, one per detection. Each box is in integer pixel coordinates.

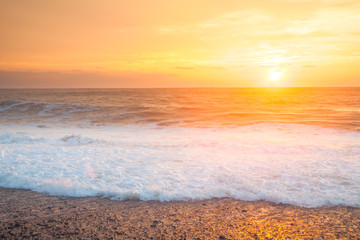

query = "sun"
[{"left": 269, "top": 71, "right": 282, "bottom": 81}]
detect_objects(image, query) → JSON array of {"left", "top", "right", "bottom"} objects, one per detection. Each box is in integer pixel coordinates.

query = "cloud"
[
  {"left": 174, "top": 67, "right": 194, "bottom": 70},
  {"left": 1, "top": 1, "right": 360, "bottom": 87},
  {"left": 201, "top": 66, "right": 227, "bottom": 70},
  {"left": 0, "top": 70, "right": 176, "bottom": 88}
]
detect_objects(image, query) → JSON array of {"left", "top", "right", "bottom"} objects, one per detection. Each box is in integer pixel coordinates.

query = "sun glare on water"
[{"left": 269, "top": 71, "right": 282, "bottom": 81}]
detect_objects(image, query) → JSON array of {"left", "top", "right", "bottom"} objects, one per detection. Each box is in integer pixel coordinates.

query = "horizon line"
[{"left": 1, "top": 86, "right": 360, "bottom": 90}]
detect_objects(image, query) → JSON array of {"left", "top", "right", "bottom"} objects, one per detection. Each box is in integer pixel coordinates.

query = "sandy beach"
[{"left": 0, "top": 188, "right": 359, "bottom": 239}]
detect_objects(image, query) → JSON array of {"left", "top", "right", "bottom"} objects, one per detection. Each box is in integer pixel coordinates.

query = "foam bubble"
[{"left": 0, "top": 123, "right": 359, "bottom": 207}]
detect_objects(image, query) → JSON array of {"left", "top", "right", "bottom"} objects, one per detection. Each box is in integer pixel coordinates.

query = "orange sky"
[{"left": 1, "top": 0, "right": 360, "bottom": 88}]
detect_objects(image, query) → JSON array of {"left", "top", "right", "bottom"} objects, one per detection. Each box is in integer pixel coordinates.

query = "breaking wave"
[{"left": 0, "top": 123, "right": 359, "bottom": 207}]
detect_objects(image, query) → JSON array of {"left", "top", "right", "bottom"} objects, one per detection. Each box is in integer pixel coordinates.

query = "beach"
[
  {"left": 1, "top": 88, "right": 359, "bottom": 239},
  {"left": 2, "top": 0, "right": 360, "bottom": 237},
  {"left": 1, "top": 188, "right": 359, "bottom": 239}
]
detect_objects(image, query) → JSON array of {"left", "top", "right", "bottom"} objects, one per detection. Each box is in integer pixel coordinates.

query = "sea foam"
[{"left": 0, "top": 123, "right": 359, "bottom": 207}]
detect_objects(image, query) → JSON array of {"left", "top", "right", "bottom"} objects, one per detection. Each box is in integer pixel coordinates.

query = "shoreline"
[{"left": 1, "top": 187, "right": 359, "bottom": 239}]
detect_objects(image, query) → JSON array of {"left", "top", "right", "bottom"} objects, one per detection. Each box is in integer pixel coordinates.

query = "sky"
[{"left": 1, "top": 0, "right": 360, "bottom": 88}]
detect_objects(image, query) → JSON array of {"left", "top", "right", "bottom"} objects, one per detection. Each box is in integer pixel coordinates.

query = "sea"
[{"left": 0, "top": 88, "right": 359, "bottom": 207}]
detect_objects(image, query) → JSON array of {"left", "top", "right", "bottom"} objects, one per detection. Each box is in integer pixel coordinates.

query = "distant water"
[
  {"left": 0, "top": 88, "right": 359, "bottom": 207},
  {"left": 1, "top": 88, "right": 360, "bottom": 129}
]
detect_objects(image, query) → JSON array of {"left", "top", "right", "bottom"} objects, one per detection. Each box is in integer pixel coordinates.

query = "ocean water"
[{"left": 0, "top": 88, "right": 359, "bottom": 207}]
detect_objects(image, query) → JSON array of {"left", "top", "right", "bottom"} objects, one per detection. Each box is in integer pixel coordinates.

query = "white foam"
[{"left": 0, "top": 123, "right": 359, "bottom": 207}]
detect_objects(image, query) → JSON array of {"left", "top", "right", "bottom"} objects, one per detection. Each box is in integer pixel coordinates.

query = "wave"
[
  {"left": 0, "top": 99, "right": 173, "bottom": 126},
  {"left": 0, "top": 99, "right": 100, "bottom": 115},
  {"left": 0, "top": 132, "right": 100, "bottom": 146},
  {"left": 1, "top": 98, "right": 360, "bottom": 131},
  {"left": 0, "top": 123, "right": 359, "bottom": 207}
]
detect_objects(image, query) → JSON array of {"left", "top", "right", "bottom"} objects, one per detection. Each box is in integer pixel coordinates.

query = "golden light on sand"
[{"left": 269, "top": 71, "right": 282, "bottom": 81}]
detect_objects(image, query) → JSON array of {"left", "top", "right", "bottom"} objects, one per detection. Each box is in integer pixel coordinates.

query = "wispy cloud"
[
  {"left": 1, "top": 0, "right": 360, "bottom": 86},
  {"left": 174, "top": 67, "right": 194, "bottom": 70}
]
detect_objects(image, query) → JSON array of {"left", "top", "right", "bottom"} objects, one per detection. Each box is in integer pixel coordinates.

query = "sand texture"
[{"left": 0, "top": 188, "right": 359, "bottom": 239}]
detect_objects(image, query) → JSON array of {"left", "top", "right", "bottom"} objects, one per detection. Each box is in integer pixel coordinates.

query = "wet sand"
[{"left": 0, "top": 188, "right": 359, "bottom": 239}]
